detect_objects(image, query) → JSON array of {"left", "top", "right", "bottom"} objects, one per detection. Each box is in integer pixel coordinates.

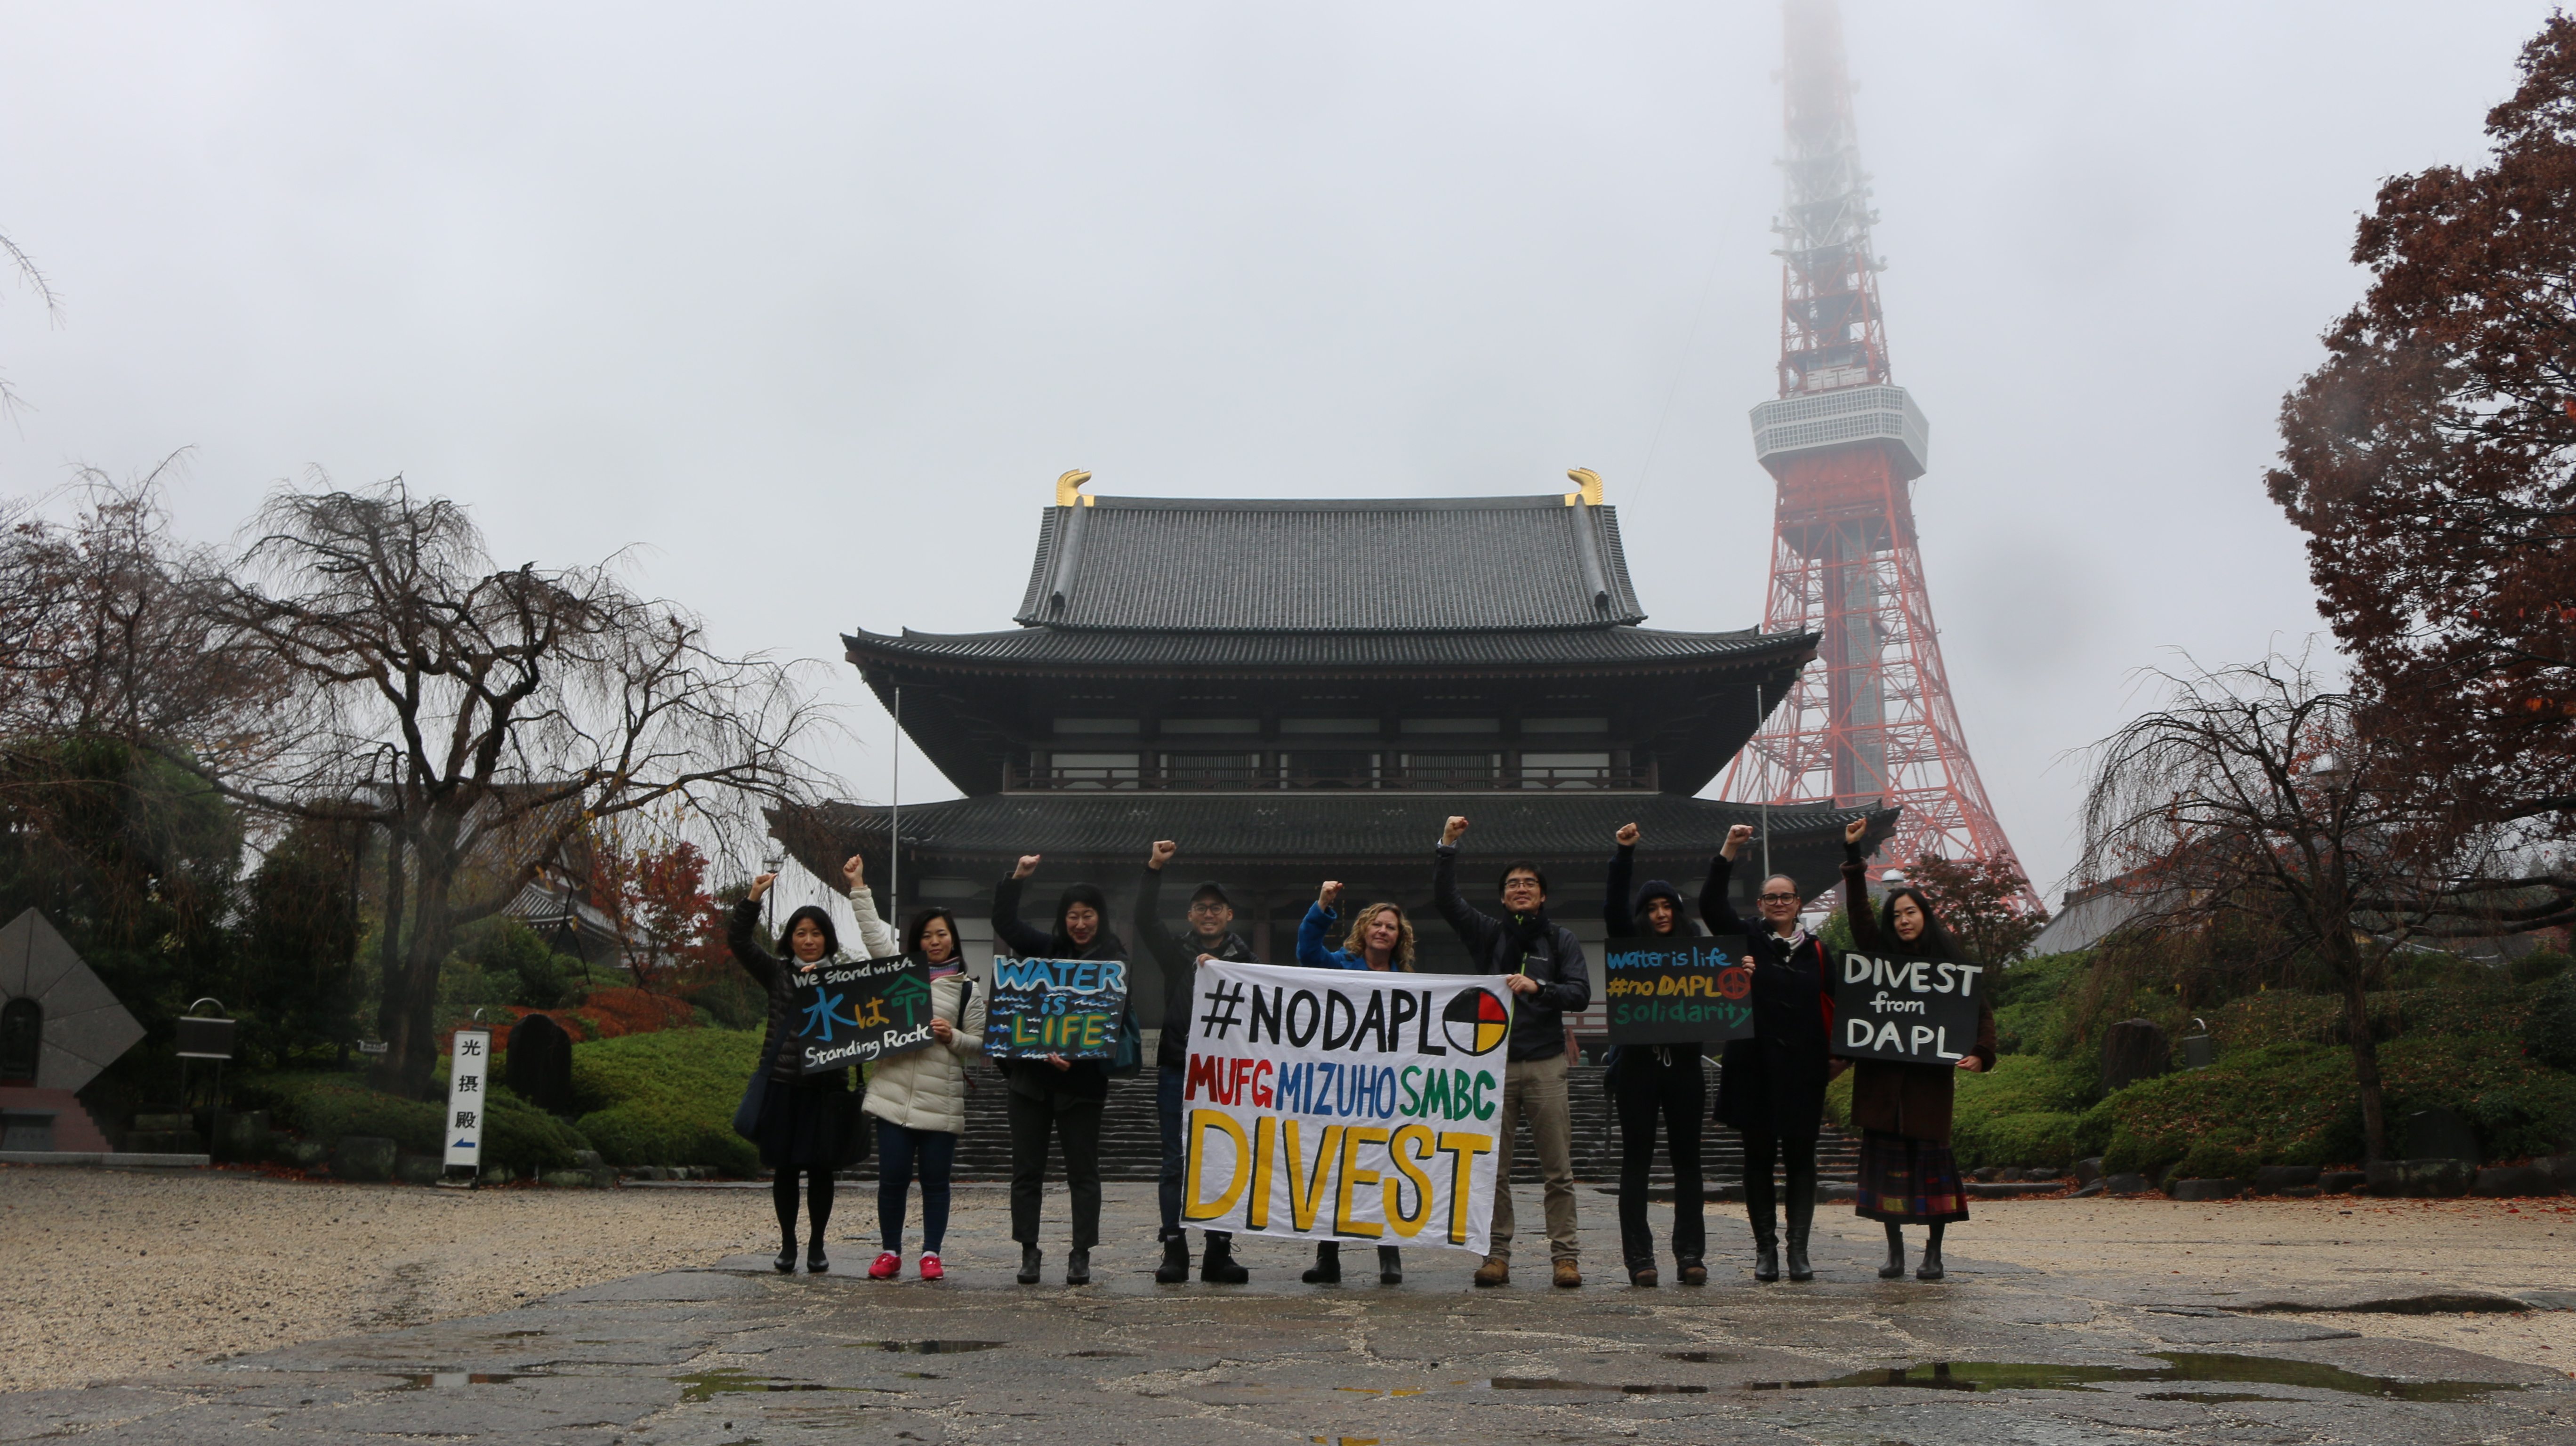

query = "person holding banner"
[
  {"left": 1603, "top": 823, "right": 1708, "bottom": 1288},
  {"left": 861, "top": 907, "right": 986, "bottom": 1282},
  {"left": 1136, "top": 841, "right": 1260, "bottom": 1285},
  {"left": 1839, "top": 819, "right": 1996, "bottom": 1282},
  {"left": 1701, "top": 825, "right": 1839, "bottom": 1283},
  {"left": 1292, "top": 880, "right": 1417, "bottom": 1284},
  {"left": 991, "top": 855, "right": 1126, "bottom": 1286},
  {"left": 730, "top": 856, "right": 890, "bottom": 1275},
  {"left": 1435, "top": 815, "right": 1592, "bottom": 1289}
]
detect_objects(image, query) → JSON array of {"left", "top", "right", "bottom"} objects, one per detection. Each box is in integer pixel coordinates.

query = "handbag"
[
  {"left": 731, "top": 1033, "right": 784, "bottom": 1141},
  {"left": 1107, "top": 1003, "right": 1144, "bottom": 1079}
]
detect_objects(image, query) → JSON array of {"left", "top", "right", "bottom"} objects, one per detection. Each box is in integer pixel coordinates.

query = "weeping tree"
[
  {"left": 2076, "top": 653, "right": 2576, "bottom": 1165},
  {"left": 180, "top": 480, "right": 838, "bottom": 1095}
]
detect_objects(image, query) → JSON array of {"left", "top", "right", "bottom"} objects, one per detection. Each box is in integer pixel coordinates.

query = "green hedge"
[
  {"left": 1826, "top": 1052, "right": 2090, "bottom": 1170},
  {"left": 570, "top": 1028, "right": 765, "bottom": 1176},
  {"left": 2086, "top": 1035, "right": 2576, "bottom": 1180},
  {"left": 240, "top": 1069, "right": 590, "bottom": 1175}
]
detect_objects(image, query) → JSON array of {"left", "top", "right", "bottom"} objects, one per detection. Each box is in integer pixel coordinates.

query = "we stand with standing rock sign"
[{"left": 1830, "top": 950, "right": 1988, "bottom": 1064}]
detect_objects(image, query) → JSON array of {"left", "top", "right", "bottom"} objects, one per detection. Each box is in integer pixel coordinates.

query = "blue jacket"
[{"left": 1295, "top": 902, "right": 1373, "bottom": 970}]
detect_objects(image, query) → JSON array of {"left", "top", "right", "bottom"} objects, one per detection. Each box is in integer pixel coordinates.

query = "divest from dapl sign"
[
  {"left": 1602, "top": 936, "right": 1756, "bottom": 1045},
  {"left": 1830, "top": 951, "right": 1988, "bottom": 1063},
  {"left": 1180, "top": 961, "right": 1514, "bottom": 1255},
  {"left": 790, "top": 955, "right": 935, "bottom": 1076},
  {"left": 985, "top": 956, "right": 1129, "bottom": 1060}
]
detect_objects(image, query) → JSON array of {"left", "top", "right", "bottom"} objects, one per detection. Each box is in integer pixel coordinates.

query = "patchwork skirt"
[{"left": 1852, "top": 1129, "right": 1969, "bottom": 1224}]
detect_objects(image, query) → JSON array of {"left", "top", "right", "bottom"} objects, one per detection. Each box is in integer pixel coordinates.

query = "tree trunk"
[
  {"left": 387, "top": 850, "right": 462, "bottom": 1099},
  {"left": 370, "top": 824, "right": 408, "bottom": 1087},
  {"left": 2340, "top": 964, "right": 2388, "bottom": 1165}
]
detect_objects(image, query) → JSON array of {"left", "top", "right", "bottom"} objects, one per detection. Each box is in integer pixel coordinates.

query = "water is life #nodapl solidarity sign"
[
  {"left": 790, "top": 954, "right": 935, "bottom": 1075},
  {"left": 1179, "top": 961, "right": 1514, "bottom": 1256},
  {"left": 1830, "top": 950, "right": 1987, "bottom": 1063},
  {"left": 1602, "top": 936, "right": 1757, "bottom": 1045},
  {"left": 985, "top": 956, "right": 1129, "bottom": 1060}
]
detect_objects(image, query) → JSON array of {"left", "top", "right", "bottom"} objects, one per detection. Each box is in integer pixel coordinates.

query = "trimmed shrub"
[
  {"left": 2526, "top": 972, "right": 2576, "bottom": 1074},
  {"left": 238, "top": 1068, "right": 590, "bottom": 1175},
  {"left": 570, "top": 1028, "right": 765, "bottom": 1175}
]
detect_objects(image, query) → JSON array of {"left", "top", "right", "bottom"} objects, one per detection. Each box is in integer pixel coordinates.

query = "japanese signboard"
[{"left": 443, "top": 1027, "right": 490, "bottom": 1175}]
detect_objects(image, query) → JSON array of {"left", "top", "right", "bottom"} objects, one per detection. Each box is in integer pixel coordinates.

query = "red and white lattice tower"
[{"left": 1720, "top": 0, "right": 2036, "bottom": 904}]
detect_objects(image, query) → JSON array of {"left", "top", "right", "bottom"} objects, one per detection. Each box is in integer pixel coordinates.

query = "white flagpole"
[{"left": 890, "top": 684, "right": 902, "bottom": 919}]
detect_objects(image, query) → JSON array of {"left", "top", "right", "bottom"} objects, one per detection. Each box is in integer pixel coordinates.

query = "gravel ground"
[{"left": 3, "top": 1163, "right": 2570, "bottom": 1393}]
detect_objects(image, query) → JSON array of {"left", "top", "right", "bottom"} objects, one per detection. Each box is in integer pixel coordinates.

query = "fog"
[{"left": 0, "top": 1, "right": 2554, "bottom": 906}]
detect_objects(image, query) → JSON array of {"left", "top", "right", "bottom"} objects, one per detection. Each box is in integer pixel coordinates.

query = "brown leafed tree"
[
  {"left": 2077, "top": 654, "right": 2576, "bottom": 1165},
  {"left": 182, "top": 479, "right": 838, "bottom": 1093},
  {"left": 2268, "top": 15, "right": 2576, "bottom": 833},
  {"left": 1902, "top": 851, "right": 2045, "bottom": 965}
]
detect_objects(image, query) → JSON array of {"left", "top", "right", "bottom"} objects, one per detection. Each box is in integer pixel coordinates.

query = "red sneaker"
[
  {"left": 866, "top": 1250, "right": 901, "bottom": 1280},
  {"left": 918, "top": 1252, "right": 945, "bottom": 1281}
]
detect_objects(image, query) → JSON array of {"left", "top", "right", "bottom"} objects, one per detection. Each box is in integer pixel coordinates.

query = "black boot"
[
  {"left": 806, "top": 1239, "right": 829, "bottom": 1275},
  {"left": 1065, "top": 1247, "right": 1092, "bottom": 1286},
  {"left": 1015, "top": 1244, "right": 1042, "bottom": 1285},
  {"left": 1879, "top": 1223, "right": 1906, "bottom": 1280},
  {"left": 1155, "top": 1237, "right": 1191, "bottom": 1284},
  {"left": 1303, "top": 1241, "right": 1342, "bottom": 1284},
  {"left": 1752, "top": 1230, "right": 1780, "bottom": 1283},
  {"left": 1917, "top": 1224, "right": 1946, "bottom": 1281},
  {"left": 773, "top": 1241, "right": 797, "bottom": 1274},
  {"left": 1377, "top": 1246, "right": 1402, "bottom": 1285},
  {"left": 1200, "top": 1234, "right": 1248, "bottom": 1284},
  {"left": 1786, "top": 1188, "right": 1815, "bottom": 1282},
  {"left": 1676, "top": 1256, "right": 1707, "bottom": 1286}
]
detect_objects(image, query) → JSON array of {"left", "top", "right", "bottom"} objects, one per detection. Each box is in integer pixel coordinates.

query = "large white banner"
[{"left": 1180, "top": 961, "right": 1515, "bottom": 1255}]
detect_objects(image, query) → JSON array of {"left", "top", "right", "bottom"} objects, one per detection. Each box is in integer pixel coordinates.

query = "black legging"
[
  {"left": 1738, "top": 1129, "right": 1816, "bottom": 1239},
  {"left": 773, "top": 1165, "right": 835, "bottom": 1250},
  {"left": 1614, "top": 1053, "right": 1706, "bottom": 1268}
]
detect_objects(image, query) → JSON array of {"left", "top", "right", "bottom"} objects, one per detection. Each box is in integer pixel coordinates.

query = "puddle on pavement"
[
  {"left": 1485, "top": 1378, "right": 1710, "bottom": 1395},
  {"left": 1743, "top": 1354, "right": 2518, "bottom": 1403},
  {"left": 1662, "top": 1351, "right": 1747, "bottom": 1364},
  {"left": 1066, "top": 1350, "right": 1142, "bottom": 1358},
  {"left": 668, "top": 1368, "right": 894, "bottom": 1404},
  {"left": 873, "top": 1340, "right": 1004, "bottom": 1355},
  {"left": 390, "top": 1373, "right": 538, "bottom": 1390}
]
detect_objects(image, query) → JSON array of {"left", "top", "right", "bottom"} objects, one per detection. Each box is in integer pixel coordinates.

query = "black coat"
[
  {"left": 1433, "top": 845, "right": 1590, "bottom": 1062},
  {"left": 990, "top": 873, "right": 1130, "bottom": 1104},
  {"left": 1132, "top": 866, "right": 1260, "bottom": 1072},
  {"left": 726, "top": 897, "right": 856, "bottom": 1092},
  {"left": 1700, "top": 853, "right": 1831, "bottom": 1140},
  {"left": 1604, "top": 844, "right": 1694, "bottom": 938},
  {"left": 1840, "top": 852, "right": 1997, "bottom": 1142}
]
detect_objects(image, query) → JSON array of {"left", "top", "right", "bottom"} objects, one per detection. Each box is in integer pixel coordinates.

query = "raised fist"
[
  {"left": 1319, "top": 880, "right": 1343, "bottom": 908},
  {"left": 747, "top": 872, "right": 777, "bottom": 901},
  {"left": 841, "top": 853, "right": 867, "bottom": 889},
  {"left": 1013, "top": 854, "right": 1042, "bottom": 879},
  {"left": 1615, "top": 822, "right": 1639, "bottom": 847},
  {"left": 1441, "top": 815, "right": 1469, "bottom": 846},
  {"left": 1843, "top": 817, "right": 1868, "bottom": 846},
  {"left": 1722, "top": 823, "right": 1755, "bottom": 860},
  {"left": 1148, "top": 840, "right": 1178, "bottom": 868}
]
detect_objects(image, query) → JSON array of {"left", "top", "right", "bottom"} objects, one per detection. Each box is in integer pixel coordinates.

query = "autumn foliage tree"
[
  {"left": 2269, "top": 14, "right": 2576, "bottom": 835},
  {"left": 1903, "top": 851, "right": 2044, "bottom": 965},
  {"left": 586, "top": 821, "right": 723, "bottom": 994}
]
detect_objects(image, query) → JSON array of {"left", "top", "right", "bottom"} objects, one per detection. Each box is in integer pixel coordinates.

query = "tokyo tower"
[{"left": 1721, "top": 0, "right": 2035, "bottom": 904}]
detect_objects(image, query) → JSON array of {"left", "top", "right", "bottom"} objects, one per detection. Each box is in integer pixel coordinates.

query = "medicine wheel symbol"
[{"left": 1440, "top": 988, "right": 1512, "bottom": 1056}]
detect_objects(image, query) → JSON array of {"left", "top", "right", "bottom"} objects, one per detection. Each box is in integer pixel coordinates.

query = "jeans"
[
  {"left": 1612, "top": 1051, "right": 1706, "bottom": 1268},
  {"left": 1739, "top": 1128, "right": 1818, "bottom": 1241},
  {"left": 1157, "top": 1065, "right": 1234, "bottom": 1248},
  {"left": 875, "top": 1121, "right": 957, "bottom": 1253},
  {"left": 1489, "top": 1052, "right": 1578, "bottom": 1261},
  {"left": 1006, "top": 1089, "right": 1103, "bottom": 1250}
]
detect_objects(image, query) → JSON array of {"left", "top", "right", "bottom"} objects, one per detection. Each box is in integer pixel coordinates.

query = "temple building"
[{"left": 773, "top": 471, "right": 1890, "bottom": 1044}]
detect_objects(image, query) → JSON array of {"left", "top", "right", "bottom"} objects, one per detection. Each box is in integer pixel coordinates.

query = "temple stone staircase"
[{"left": 853, "top": 1061, "right": 1859, "bottom": 1191}]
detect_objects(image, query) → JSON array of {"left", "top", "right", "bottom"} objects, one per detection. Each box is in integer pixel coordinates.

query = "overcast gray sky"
[{"left": 0, "top": 1, "right": 2556, "bottom": 903}]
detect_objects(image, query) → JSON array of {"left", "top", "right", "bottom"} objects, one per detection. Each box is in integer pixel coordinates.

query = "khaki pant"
[{"left": 1488, "top": 1052, "right": 1578, "bottom": 1262}]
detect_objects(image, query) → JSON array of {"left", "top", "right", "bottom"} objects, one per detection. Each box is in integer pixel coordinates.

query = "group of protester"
[{"left": 724, "top": 813, "right": 1996, "bottom": 1289}]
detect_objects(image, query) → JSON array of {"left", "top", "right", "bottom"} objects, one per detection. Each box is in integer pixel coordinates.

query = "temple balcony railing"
[{"left": 1002, "top": 760, "right": 1660, "bottom": 793}]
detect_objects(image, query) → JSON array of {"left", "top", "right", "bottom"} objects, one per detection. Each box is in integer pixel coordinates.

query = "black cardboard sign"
[
  {"left": 1830, "top": 950, "right": 1988, "bottom": 1063},
  {"left": 789, "top": 954, "right": 936, "bottom": 1075},
  {"left": 1602, "top": 936, "right": 1757, "bottom": 1046}
]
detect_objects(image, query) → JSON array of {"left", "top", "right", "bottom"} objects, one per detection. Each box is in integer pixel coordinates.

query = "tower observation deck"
[{"left": 1720, "top": 0, "right": 2036, "bottom": 907}]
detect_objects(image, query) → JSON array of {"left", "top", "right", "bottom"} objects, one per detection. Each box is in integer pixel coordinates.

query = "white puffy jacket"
[{"left": 850, "top": 886, "right": 985, "bottom": 1135}]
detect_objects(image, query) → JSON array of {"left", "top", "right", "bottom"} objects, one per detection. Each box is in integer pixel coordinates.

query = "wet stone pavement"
[{"left": 4, "top": 1188, "right": 2570, "bottom": 1446}]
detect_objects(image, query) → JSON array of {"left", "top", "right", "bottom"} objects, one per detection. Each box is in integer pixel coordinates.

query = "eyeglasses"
[
  {"left": 1758, "top": 892, "right": 1800, "bottom": 903},
  {"left": 1188, "top": 902, "right": 1228, "bottom": 912}
]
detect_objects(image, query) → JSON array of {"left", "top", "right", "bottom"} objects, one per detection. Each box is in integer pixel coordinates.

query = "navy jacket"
[
  {"left": 1132, "top": 866, "right": 1260, "bottom": 1071},
  {"left": 1433, "top": 844, "right": 1591, "bottom": 1062}
]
